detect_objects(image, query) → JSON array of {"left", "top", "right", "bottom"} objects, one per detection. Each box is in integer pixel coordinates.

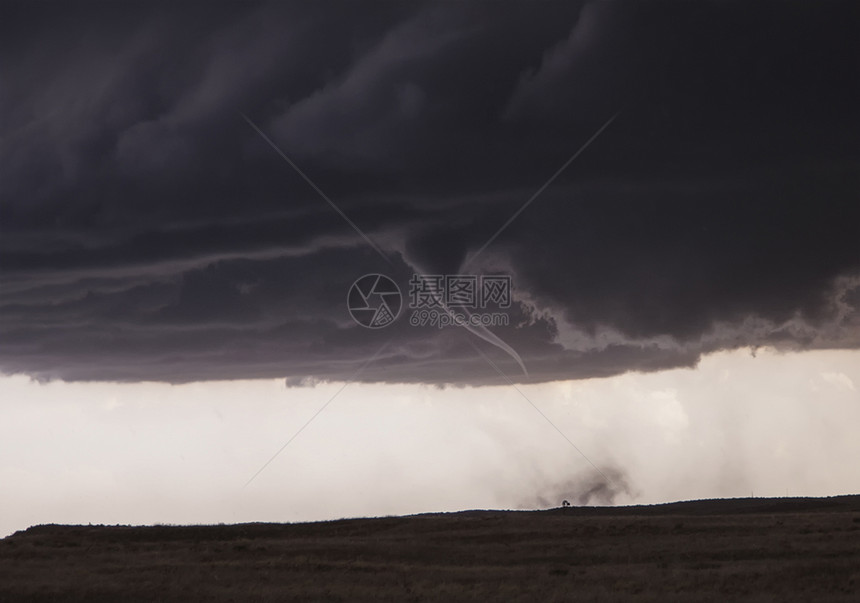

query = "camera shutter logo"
[{"left": 348, "top": 274, "right": 402, "bottom": 328}]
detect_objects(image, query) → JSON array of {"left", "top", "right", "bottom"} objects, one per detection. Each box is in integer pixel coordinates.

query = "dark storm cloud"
[{"left": 1, "top": 1, "right": 859, "bottom": 384}]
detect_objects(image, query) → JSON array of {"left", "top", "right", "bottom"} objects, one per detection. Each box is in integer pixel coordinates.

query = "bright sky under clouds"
[{"left": 2, "top": 347, "right": 857, "bottom": 538}]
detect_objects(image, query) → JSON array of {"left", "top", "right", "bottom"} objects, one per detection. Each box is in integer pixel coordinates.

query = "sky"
[
  {"left": 1, "top": 1, "right": 859, "bottom": 536},
  {"left": 2, "top": 348, "right": 859, "bottom": 538}
]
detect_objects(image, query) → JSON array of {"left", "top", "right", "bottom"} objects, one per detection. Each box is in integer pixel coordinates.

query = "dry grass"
[{"left": 1, "top": 496, "right": 858, "bottom": 601}]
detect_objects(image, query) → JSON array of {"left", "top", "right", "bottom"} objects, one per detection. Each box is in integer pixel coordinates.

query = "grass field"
[{"left": 1, "top": 496, "right": 858, "bottom": 601}]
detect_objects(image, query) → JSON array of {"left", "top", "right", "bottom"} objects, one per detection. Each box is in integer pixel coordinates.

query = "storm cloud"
[{"left": 2, "top": 1, "right": 859, "bottom": 384}]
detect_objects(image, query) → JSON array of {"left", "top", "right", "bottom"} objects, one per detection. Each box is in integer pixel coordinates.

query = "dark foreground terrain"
[{"left": 1, "top": 496, "right": 858, "bottom": 602}]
